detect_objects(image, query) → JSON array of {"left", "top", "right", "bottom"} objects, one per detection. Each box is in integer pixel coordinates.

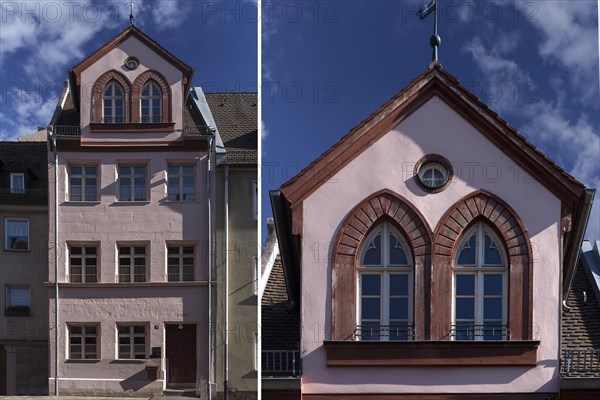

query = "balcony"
[
  {"left": 0, "top": 188, "right": 47, "bottom": 204},
  {"left": 449, "top": 324, "right": 511, "bottom": 341},
  {"left": 262, "top": 349, "right": 301, "bottom": 377},
  {"left": 562, "top": 349, "right": 600, "bottom": 376},
  {"left": 354, "top": 324, "right": 415, "bottom": 341},
  {"left": 54, "top": 125, "right": 81, "bottom": 136},
  {"left": 183, "top": 124, "right": 213, "bottom": 136}
]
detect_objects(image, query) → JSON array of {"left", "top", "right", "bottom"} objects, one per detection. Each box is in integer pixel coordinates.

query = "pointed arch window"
[
  {"left": 103, "top": 81, "right": 125, "bottom": 123},
  {"left": 140, "top": 81, "right": 162, "bottom": 123},
  {"left": 453, "top": 222, "right": 508, "bottom": 341},
  {"left": 357, "top": 222, "right": 413, "bottom": 341}
]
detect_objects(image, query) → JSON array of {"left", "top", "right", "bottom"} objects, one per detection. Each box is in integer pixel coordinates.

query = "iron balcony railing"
[
  {"left": 262, "top": 349, "right": 300, "bottom": 376},
  {"left": 54, "top": 125, "right": 81, "bottom": 135},
  {"left": 450, "top": 324, "right": 511, "bottom": 341},
  {"left": 0, "top": 188, "right": 47, "bottom": 198},
  {"left": 183, "top": 124, "right": 213, "bottom": 136},
  {"left": 563, "top": 349, "right": 600, "bottom": 374},
  {"left": 354, "top": 324, "right": 415, "bottom": 341}
]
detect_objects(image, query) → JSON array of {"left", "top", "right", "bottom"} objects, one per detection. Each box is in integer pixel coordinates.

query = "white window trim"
[
  {"left": 67, "top": 244, "right": 99, "bottom": 283},
  {"left": 117, "top": 243, "right": 148, "bottom": 283},
  {"left": 356, "top": 222, "right": 414, "bottom": 340},
  {"left": 6, "top": 285, "right": 31, "bottom": 307},
  {"left": 9, "top": 173, "right": 24, "bottom": 194},
  {"left": 166, "top": 164, "right": 197, "bottom": 201},
  {"left": 166, "top": 244, "right": 196, "bottom": 282},
  {"left": 140, "top": 81, "right": 162, "bottom": 123},
  {"left": 452, "top": 223, "right": 508, "bottom": 341},
  {"left": 68, "top": 324, "right": 100, "bottom": 360},
  {"left": 103, "top": 81, "right": 125, "bottom": 123},
  {"left": 117, "top": 163, "right": 149, "bottom": 202},
  {"left": 116, "top": 323, "right": 148, "bottom": 360},
  {"left": 67, "top": 164, "right": 99, "bottom": 202}
]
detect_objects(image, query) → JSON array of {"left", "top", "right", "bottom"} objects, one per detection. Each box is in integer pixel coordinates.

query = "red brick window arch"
[
  {"left": 433, "top": 190, "right": 532, "bottom": 341},
  {"left": 132, "top": 71, "right": 171, "bottom": 123},
  {"left": 91, "top": 70, "right": 131, "bottom": 123},
  {"left": 331, "top": 189, "right": 432, "bottom": 341}
]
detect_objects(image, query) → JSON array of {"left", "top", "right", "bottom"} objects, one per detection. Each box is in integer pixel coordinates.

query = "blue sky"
[
  {"left": 262, "top": 0, "right": 600, "bottom": 240},
  {"left": 0, "top": 0, "right": 257, "bottom": 138},
  {"left": 0, "top": 1, "right": 598, "bottom": 240}
]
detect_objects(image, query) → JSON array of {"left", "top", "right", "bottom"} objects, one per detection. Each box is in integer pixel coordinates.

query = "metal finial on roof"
[
  {"left": 129, "top": 0, "right": 134, "bottom": 26},
  {"left": 417, "top": 0, "right": 442, "bottom": 67}
]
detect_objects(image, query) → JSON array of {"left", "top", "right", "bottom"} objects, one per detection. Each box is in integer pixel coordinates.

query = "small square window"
[
  {"left": 4, "top": 218, "right": 29, "bottom": 251},
  {"left": 167, "top": 165, "right": 196, "bottom": 201},
  {"left": 5, "top": 286, "right": 31, "bottom": 316},
  {"left": 69, "top": 324, "right": 99, "bottom": 359},
  {"left": 9, "top": 173, "right": 25, "bottom": 194},
  {"left": 69, "top": 165, "right": 98, "bottom": 201}
]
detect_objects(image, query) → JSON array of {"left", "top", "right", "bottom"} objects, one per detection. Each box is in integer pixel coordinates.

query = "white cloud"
[
  {"left": 151, "top": 0, "right": 191, "bottom": 30},
  {"left": 261, "top": 119, "right": 269, "bottom": 141}
]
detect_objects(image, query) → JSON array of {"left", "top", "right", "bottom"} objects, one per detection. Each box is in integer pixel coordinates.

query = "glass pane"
[
  {"left": 114, "top": 84, "right": 123, "bottom": 96},
  {"left": 389, "top": 298, "right": 408, "bottom": 320},
  {"left": 484, "top": 298, "right": 503, "bottom": 320},
  {"left": 389, "top": 234, "right": 408, "bottom": 265},
  {"left": 119, "top": 166, "right": 131, "bottom": 176},
  {"left": 361, "top": 274, "right": 380, "bottom": 296},
  {"left": 389, "top": 274, "right": 408, "bottom": 296},
  {"left": 85, "top": 326, "right": 97, "bottom": 335},
  {"left": 484, "top": 274, "right": 503, "bottom": 296},
  {"left": 362, "top": 234, "right": 381, "bottom": 265},
  {"left": 484, "top": 234, "right": 502, "bottom": 265},
  {"left": 70, "top": 247, "right": 82, "bottom": 255},
  {"left": 456, "top": 274, "right": 475, "bottom": 296},
  {"left": 118, "top": 326, "right": 129, "bottom": 335},
  {"left": 86, "top": 166, "right": 97, "bottom": 175},
  {"left": 457, "top": 234, "right": 477, "bottom": 265},
  {"left": 70, "top": 336, "right": 81, "bottom": 344},
  {"left": 134, "top": 166, "right": 146, "bottom": 175},
  {"left": 182, "top": 247, "right": 194, "bottom": 254},
  {"left": 134, "top": 326, "right": 145, "bottom": 334},
  {"left": 183, "top": 166, "right": 195, "bottom": 174},
  {"left": 70, "top": 166, "right": 82, "bottom": 175},
  {"left": 361, "top": 298, "right": 380, "bottom": 319},
  {"left": 456, "top": 298, "right": 474, "bottom": 320}
]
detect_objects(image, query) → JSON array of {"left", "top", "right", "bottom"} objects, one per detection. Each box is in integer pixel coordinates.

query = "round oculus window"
[
  {"left": 418, "top": 162, "right": 448, "bottom": 189},
  {"left": 124, "top": 57, "right": 140, "bottom": 70}
]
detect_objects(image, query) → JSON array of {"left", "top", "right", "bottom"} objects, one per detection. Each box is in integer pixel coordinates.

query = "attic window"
[
  {"left": 10, "top": 173, "right": 25, "bottom": 194},
  {"left": 414, "top": 154, "right": 452, "bottom": 193},
  {"left": 124, "top": 57, "right": 139, "bottom": 71}
]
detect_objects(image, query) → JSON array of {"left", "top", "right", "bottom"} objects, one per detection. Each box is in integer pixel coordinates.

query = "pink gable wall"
[{"left": 300, "top": 96, "right": 562, "bottom": 394}]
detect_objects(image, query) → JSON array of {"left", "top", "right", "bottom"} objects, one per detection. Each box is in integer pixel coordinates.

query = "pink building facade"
[
  {"left": 47, "top": 26, "right": 217, "bottom": 397},
  {"left": 271, "top": 66, "right": 593, "bottom": 399}
]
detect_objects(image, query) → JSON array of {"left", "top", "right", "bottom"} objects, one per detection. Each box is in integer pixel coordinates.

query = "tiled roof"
[
  {"left": 562, "top": 260, "right": 600, "bottom": 377},
  {"left": 205, "top": 92, "right": 257, "bottom": 165},
  {"left": 0, "top": 142, "right": 48, "bottom": 205},
  {"left": 261, "top": 255, "right": 300, "bottom": 351}
]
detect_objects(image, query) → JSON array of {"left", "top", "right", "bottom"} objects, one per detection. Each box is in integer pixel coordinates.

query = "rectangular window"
[
  {"left": 167, "top": 245, "right": 195, "bottom": 282},
  {"left": 117, "top": 325, "right": 147, "bottom": 359},
  {"left": 4, "top": 218, "right": 29, "bottom": 251},
  {"left": 118, "top": 245, "right": 147, "bottom": 283},
  {"left": 253, "top": 257, "right": 258, "bottom": 296},
  {"left": 118, "top": 165, "right": 147, "bottom": 202},
  {"left": 69, "top": 245, "right": 98, "bottom": 283},
  {"left": 69, "top": 165, "right": 98, "bottom": 201},
  {"left": 252, "top": 181, "right": 258, "bottom": 221},
  {"left": 9, "top": 173, "right": 24, "bottom": 194},
  {"left": 167, "top": 165, "right": 196, "bottom": 201},
  {"left": 5, "top": 286, "right": 31, "bottom": 316},
  {"left": 69, "top": 325, "right": 98, "bottom": 360}
]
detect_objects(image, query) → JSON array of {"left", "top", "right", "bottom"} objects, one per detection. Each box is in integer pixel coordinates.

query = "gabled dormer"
[{"left": 50, "top": 25, "right": 208, "bottom": 145}]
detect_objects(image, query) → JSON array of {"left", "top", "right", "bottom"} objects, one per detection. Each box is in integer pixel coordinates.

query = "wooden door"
[
  {"left": 166, "top": 324, "right": 196, "bottom": 384},
  {"left": 0, "top": 345, "right": 6, "bottom": 395}
]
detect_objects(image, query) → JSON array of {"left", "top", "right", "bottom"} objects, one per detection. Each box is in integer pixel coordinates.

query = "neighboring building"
[
  {"left": 270, "top": 65, "right": 595, "bottom": 398},
  {"left": 211, "top": 91, "right": 259, "bottom": 399},
  {"left": 0, "top": 142, "right": 49, "bottom": 395},
  {"left": 47, "top": 25, "right": 221, "bottom": 397},
  {"left": 561, "top": 241, "right": 600, "bottom": 399},
  {"left": 260, "top": 219, "right": 300, "bottom": 400},
  {"left": 18, "top": 129, "right": 47, "bottom": 143}
]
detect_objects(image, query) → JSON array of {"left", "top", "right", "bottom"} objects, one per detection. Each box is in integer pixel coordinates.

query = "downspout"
[
  {"left": 207, "top": 135, "right": 215, "bottom": 400},
  {"left": 223, "top": 165, "right": 229, "bottom": 399},
  {"left": 49, "top": 127, "right": 59, "bottom": 396}
]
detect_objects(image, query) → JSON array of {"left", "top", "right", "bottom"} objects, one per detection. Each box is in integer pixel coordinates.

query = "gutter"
[
  {"left": 207, "top": 135, "right": 215, "bottom": 399},
  {"left": 48, "top": 126, "right": 59, "bottom": 395},
  {"left": 563, "top": 188, "right": 596, "bottom": 311},
  {"left": 224, "top": 164, "right": 229, "bottom": 399}
]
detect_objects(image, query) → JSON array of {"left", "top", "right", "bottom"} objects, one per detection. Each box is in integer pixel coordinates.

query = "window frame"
[
  {"left": 117, "top": 324, "right": 148, "bottom": 360},
  {"left": 140, "top": 80, "right": 162, "bottom": 123},
  {"left": 5, "top": 285, "right": 31, "bottom": 316},
  {"left": 356, "top": 222, "right": 414, "bottom": 341},
  {"left": 452, "top": 223, "right": 508, "bottom": 341},
  {"left": 117, "top": 244, "right": 148, "bottom": 283},
  {"left": 4, "top": 218, "right": 29, "bottom": 251},
  {"left": 68, "top": 244, "right": 99, "bottom": 283},
  {"left": 9, "top": 173, "right": 25, "bottom": 194},
  {"left": 68, "top": 164, "right": 99, "bottom": 202},
  {"left": 102, "top": 80, "right": 125, "bottom": 124},
  {"left": 117, "top": 163, "right": 148, "bottom": 202},
  {"left": 167, "top": 244, "right": 196, "bottom": 282},
  {"left": 68, "top": 324, "right": 100, "bottom": 360},
  {"left": 166, "top": 164, "right": 197, "bottom": 201}
]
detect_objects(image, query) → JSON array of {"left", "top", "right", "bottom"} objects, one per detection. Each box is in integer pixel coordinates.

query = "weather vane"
[
  {"left": 417, "top": 0, "right": 441, "bottom": 67},
  {"left": 129, "top": 0, "right": 134, "bottom": 26}
]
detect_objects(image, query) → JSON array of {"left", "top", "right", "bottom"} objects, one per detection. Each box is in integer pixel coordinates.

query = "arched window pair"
[
  {"left": 357, "top": 221, "right": 507, "bottom": 341},
  {"left": 103, "top": 80, "right": 162, "bottom": 124}
]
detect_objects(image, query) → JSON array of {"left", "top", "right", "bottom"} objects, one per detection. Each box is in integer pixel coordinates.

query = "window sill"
[
  {"left": 63, "top": 201, "right": 101, "bottom": 205},
  {"left": 323, "top": 340, "right": 540, "bottom": 366},
  {"left": 3, "top": 249, "right": 30, "bottom": 253},
  {"left": 65, "top": 359, "right": 101, "bottom": 363},
  {"left": 113, "top": 201, "right": 151, "bottom": 205},
  {"left": 90, "top": 122, "right": 175, "bottom": 133},
  {"left": 110, "top": 359, "right": 149, "bottom": 364}
]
